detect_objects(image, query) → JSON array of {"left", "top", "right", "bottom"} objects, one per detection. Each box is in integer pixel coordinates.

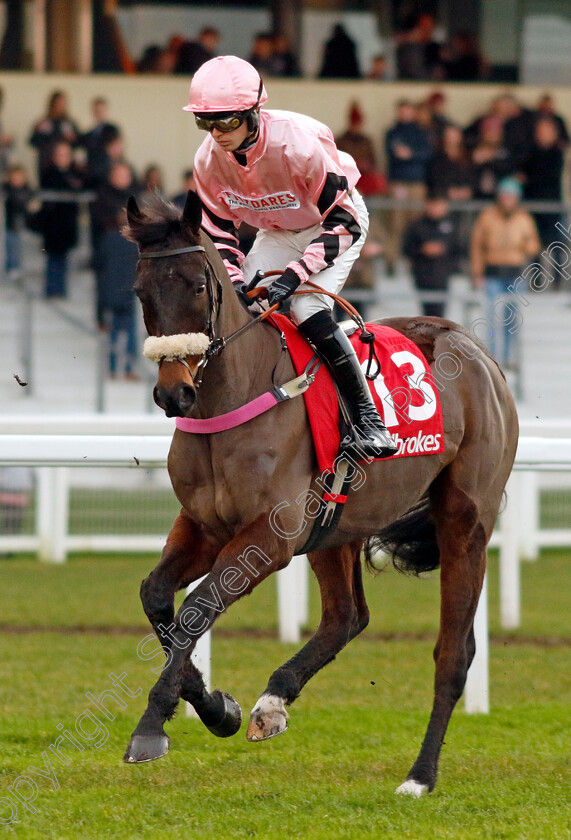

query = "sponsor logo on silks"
[
  {"left": 220, "top": 189, "right": 300, "bottom": 212},
  {"left": 391, "top": 430, "right": 443, "bottom": 457}
]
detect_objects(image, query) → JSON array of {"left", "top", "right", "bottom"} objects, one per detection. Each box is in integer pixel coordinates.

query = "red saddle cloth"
[{"left": 271, "top": 314, "right": 445, "bottom": 473}]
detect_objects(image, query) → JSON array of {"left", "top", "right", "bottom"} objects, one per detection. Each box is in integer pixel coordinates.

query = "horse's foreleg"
[
  {"left": 140, "top": 510, "right": 218, "bottom": 646},
  {"left": 397, "top": 477, "right": 487, "bottom": 796},
  {"left": 138, "top": 511, "right": 242, "bottom": 741},
  {"left": 247, "top": 542, "right": 369, "bottom": 741},
  {"left": 124, "top": 511, "right": 292, "bottom": 763}
]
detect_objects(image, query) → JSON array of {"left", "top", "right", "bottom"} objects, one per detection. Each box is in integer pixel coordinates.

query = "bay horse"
[{"left": 122, "top": 191, "right": 518, "bottom": 795}]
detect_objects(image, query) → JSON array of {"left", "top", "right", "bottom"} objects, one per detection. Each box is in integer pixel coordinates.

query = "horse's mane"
[{"left": 123, "top": 192, "right": 191, "bottom": 247}]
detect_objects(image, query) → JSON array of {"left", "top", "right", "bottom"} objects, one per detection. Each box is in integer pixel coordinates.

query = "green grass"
[
  {"left": 12, "top": 484, "right": 571, "bottom": 534},
  {"left": 0, "top": 551, "right": 569, "bottom": 839},
  {"left": 0, "top": 549, "right": 569, "bottom": 638}
]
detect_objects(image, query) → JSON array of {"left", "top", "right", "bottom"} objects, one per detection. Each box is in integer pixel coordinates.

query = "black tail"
[{"left": 364, "top": 496, "right": 440, "bottom": 576}]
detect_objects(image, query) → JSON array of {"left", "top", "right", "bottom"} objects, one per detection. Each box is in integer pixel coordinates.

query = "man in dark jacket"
[
  {"left": 385, "top": 99, "right": 433, "bottom": 270},
  {"left": 79, "top": 97, "right": 120, "bottom": 187},
  {"left": 522, "top": 116, "right": 566, "bottom": 287},
  {"left": 92, "top": 162, "right": 140, "bottom": 378},
  {"left": 39, "top": 141, "right": 84, "bottom": 298},
  {"left": 402, "top": 191, "right": 460, "bottom": 317}
]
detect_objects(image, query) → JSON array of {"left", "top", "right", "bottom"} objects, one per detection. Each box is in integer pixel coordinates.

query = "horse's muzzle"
[{"left": 153, "top": 382, "right": 197, "bottom": 417}]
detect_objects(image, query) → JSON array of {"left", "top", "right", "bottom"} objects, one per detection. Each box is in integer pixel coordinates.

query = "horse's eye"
[{"left": 195, "top": 284, "right": 206, "bottom": 296}]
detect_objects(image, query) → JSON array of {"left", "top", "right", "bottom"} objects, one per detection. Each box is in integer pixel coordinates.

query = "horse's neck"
[
  {"left": 197, "top": 243, "right": 286, "bottom": 417},
  {"left": 199, "top": 314, "right": 282, "bottom": 418}
]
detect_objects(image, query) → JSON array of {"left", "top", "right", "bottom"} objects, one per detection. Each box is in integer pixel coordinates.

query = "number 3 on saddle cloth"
[{"left": 268, "top": 314, "right": 446, "bottom": 553}]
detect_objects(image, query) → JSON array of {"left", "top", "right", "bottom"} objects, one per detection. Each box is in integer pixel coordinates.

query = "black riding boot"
[{"left": 298, "top": 311, "right": 398, "bottom": 459}]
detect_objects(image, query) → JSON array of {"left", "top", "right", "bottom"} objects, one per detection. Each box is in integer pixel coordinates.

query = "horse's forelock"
[{"left": 124, "top": 192, "right": 195, "bottom": 247}]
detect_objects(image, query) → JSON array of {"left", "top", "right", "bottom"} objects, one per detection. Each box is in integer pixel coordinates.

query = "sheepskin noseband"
[{"left": 143, "top": 333, "right": 211, "bottom": 363}]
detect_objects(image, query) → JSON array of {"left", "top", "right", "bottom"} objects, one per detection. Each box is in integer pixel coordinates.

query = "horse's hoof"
[
  {"left": 246, "top": 694, "right": 288, "bottom": 742},
  {"left": 123, "top": 733, "right": 170, "bottom": 763},
  {"left": 395, "top": 779, "right": 429, "bottom": 797},
  {"left": 206, "top": 691, "right": 242, "bottom": 738}
]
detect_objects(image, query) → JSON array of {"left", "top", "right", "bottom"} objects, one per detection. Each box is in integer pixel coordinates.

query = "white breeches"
[{"left": 241, "top": 189, "right": 369, "bottom": 324}]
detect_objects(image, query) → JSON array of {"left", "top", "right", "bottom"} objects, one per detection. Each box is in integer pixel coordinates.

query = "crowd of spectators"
[
  {"left": 2, "top": 78, "right": 570, "bottom": 377},
  {"left": 331, "top": 89, "right": 568, "bottom": 358},
  {"left": 126, "top": 15, "right": 490, "bottom": 82},
  {"left": 331, "top": 90, "right": 568, "bottom": 265},
  {"left": 0, "top": 88, "right": 197, "bottom": 381}
]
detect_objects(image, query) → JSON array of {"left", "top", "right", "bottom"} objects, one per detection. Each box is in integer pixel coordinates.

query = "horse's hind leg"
[
  {"left": 397, "top": 471, "right": 487, "bottom": 796},
  {"left": 247, "top": 542, "right": 369, "bottom": 741}
]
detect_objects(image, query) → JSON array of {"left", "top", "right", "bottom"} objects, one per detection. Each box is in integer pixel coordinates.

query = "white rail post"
[
  {"left": 184, "top": 576, "right": 212, "bottom": 718},
  {"left": 518, "top": 471, "right": 539, "bottom": 561},
  {"left": 277, "top": 558, "right": 304, "bottom": 643},
  {"left": 465, "top": 572, "right": 489, "bottom": 714},
  {"left": 295, "top": 554, "right": 309, "bottom": 626},
  {"left": 36, "top": 466, "right": 69, "bottom": 563},
  {"left": 499, "top": 472, "right": 521, "bottom": 629}
]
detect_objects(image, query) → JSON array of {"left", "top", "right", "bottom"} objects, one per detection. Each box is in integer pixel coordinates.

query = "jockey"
[{"left": 186, "top": 55, "right": 397, "bottom": 459}]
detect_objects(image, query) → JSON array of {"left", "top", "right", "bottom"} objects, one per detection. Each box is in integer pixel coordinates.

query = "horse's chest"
[{"left": 169, "top": 447, "right": 279, "bottom": 530}]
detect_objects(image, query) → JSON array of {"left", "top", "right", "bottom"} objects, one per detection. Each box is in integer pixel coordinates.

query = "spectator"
[
  {"left": 174, "top": 27, "right": 220, "bottom": 75},
  {"left": 92, "top": 162, "right": 140, "bottom": 379},
  {"left": 503, "top": 98, "right": 536, "bottom": 170},
  {"left": 137, "top": 45, "right": 166, "bottom": 73},
  {"left": 0, "top": 88, "right": 14, "bottom": 175},
  {"left": 249, "top": 32, "right": 276, "bottom": 77},
  {"left": 442, "top": 32, "right": 484, "bottom": 81},
  {"left": 415, "top": 99, "right": 441, "bottom": 150},
  {"left": 522, "top": 117, "right": 566, "bottom": 287},
  {"left": 426, "top": 90, "right": 451, "bottom": 141},
  {"left": 270, "top": 34, "right": 299, "bottom": 78},
  {"left": 535, "top": 93, "right": 570, "bottom": 149},
  {"left": 38, "top": 141, "right": 85, "bottom": 298},
  {"left": 318, "top": 24, "right": 361, "bottom": 79},
  {"left": 172, "top": 168, "right": 196, "bottom": 210},
  {"left": 395, "top": 13, "right": 443, "bottom": 80},
  {"left": 403, "top": 192, "right": 460, "bottom": 318},
  {"left": 28, "top": 90, "right": 80, "bottom": 178},
  {"left": 79, "top": 97, "right": 120, "bottom": 187},
  {"left": 100, "top": 133, "right": 137, "bottom": 186},
  {"left": 384, "top": 99, "right": 433, "bottom": 270},
  {"left": 142, "top": 164, "right": 164, "bottom": 198},
  {"left": 471, "top": 177, "right": 540, "bottom": 369},
  {"left": 368, "top": 55, "right": 387, "bottom": 80},
  {"left": 159, "top": 34, "right": 185, "bottom": 74},
  {"left": 463, "top": 94, "right": 520, "bottom": 151},
  {"left": 4, "top": 164, "right": 36, "bottom": 279},
  {"left": 471, "top": 116, "right": 513, "bottom": 199},
  {"left": 335, "top": 102, "right": 386, "bottom": 196},
  {"left": 426, "top": 124, "right": 475, "bottom": 200}
]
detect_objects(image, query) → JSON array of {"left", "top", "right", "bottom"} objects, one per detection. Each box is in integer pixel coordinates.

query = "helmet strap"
[{"left": 237, "top": 108, "right": 260, "bottom": 151}]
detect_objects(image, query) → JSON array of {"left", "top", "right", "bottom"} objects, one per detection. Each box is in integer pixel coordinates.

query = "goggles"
[{"left": 194, "top": 113, "right": 246, "bottom": 133}]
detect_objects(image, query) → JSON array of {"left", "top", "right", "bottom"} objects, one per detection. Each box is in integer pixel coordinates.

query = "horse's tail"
[{"left": 364, "top": 496, "right": 440, "bottom": 576}]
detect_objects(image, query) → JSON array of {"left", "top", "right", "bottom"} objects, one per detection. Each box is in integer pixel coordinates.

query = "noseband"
[{"left": 139, "top": 243, "right": 224, "bottom": 384}]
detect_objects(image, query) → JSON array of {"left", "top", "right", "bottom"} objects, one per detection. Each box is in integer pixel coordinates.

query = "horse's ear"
[
  {"left": 181, "top": 190, "right": 202, "bottom": 235},
  {"left": 126, "top": 195, "right": 144, "bottom": 227}
]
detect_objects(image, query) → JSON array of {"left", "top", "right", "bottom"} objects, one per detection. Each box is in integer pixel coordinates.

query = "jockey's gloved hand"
[
  {"left": 233, "top": 280, "right": 257, "bottom": 310},
  {"left": 267, "top": 269, "right": 300, "bottom": 308}
]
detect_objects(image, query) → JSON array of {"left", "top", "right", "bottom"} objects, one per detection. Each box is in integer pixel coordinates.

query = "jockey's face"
[{"left": 210, "top": 120, "right": 251, "bottom": 152}]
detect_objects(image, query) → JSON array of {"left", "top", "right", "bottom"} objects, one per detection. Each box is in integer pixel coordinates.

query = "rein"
[{"left": 140, "top": 241, "right": 378, "bottom": 382}]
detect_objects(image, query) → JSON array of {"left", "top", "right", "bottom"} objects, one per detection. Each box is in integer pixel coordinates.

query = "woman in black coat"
[{"left": 39, "top": 141, "right": 84, "bottom": 298}]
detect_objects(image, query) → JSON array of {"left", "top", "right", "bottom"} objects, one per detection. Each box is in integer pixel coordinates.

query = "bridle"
[{"left": 139, "top": 242, "right": 225, "bottom": 384}]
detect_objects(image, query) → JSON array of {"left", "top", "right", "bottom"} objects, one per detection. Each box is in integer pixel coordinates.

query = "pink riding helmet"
[{"left": 184, "top": 55, "right": 268, "bottom": 114}]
